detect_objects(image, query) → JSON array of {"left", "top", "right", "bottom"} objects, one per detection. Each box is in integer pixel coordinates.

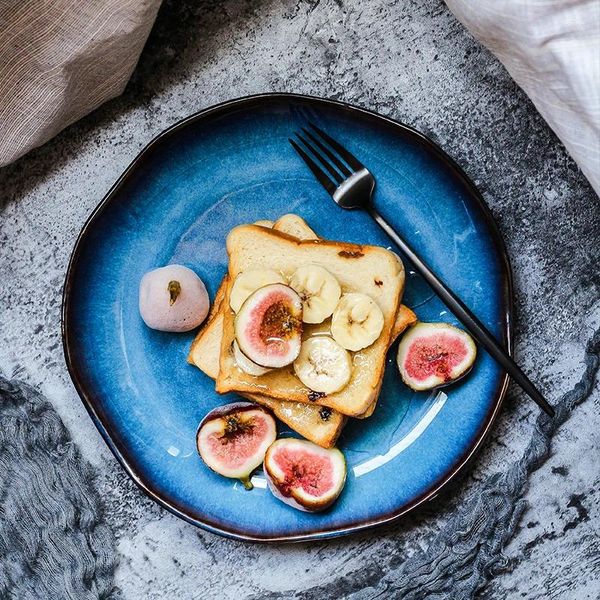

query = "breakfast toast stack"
[{"left": 188, "top": 214, "right": 415, "bottom": 447}]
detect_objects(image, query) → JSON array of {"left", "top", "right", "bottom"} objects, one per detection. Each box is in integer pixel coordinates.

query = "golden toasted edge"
[
  {"left": 187, "top": 277, "right": 228, "bottom": 365},
  {"left": 226, "top": 224, "right": 402, "bottom": 273},
  {"left": 391, "top": 304, "right": 418, "bottom": 345}
]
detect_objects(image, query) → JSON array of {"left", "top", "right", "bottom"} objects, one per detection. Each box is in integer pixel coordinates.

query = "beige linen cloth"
[
  {"left": 0, "top": 0, "right": 598, "bottom": 195},
  {"left": 0, "top": 0, "right": 161, "bottom": 167}
]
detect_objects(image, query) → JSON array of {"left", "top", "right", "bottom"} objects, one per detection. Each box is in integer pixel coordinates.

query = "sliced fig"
[
  {"left": 232, "top": 340, "right": 272, "bottom": 376},
  {"left": 196, "top": 402, "right": 277, "bottom": 489},
  {"left": 264, "top": 438, "right": 346, "bottom": 512},
  {"left": 396, "top": 322, "right": 477, "bottom": 391},
  {"left": 234, "top": 283, "right": 303, "bottom": 368}
]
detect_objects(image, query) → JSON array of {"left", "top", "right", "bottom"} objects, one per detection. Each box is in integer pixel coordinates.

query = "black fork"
[{"left": 290, "top": 123, "right": 554, "bottom": 417}]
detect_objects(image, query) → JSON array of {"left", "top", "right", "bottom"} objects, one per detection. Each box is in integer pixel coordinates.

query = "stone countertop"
[{"left": 0, "top": 0, "right": 598, "bottom": 598}]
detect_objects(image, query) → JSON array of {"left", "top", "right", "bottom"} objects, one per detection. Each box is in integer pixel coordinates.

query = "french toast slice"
[
  {"left": 216, "top": 224, "right": 405, "bottom": 416},
  {"left": 188, "top": 216, "right": 413, "bottom": 440},
  {"left": 355, "top": 303, "right": 417, "bottom": 418},
  {"left": 272, "top": 213, "right": 320, "bottom": 240},
  {"left": 253, "top": 219, "right": 274, "bottom": 228}
]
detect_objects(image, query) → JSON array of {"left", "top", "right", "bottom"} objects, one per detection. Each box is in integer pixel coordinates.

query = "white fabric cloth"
[{"left": 445, "top": 0, "right": 600, "bottom": 196}]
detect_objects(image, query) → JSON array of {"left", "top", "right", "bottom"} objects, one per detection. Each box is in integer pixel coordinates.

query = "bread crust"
[{"left": 216, "top": 224, "right": 404, "bottom": 416}]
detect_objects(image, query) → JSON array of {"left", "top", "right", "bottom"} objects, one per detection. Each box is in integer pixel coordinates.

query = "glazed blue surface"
[{"left": 65, "top": 96, "right": 509, "bottom": 540}]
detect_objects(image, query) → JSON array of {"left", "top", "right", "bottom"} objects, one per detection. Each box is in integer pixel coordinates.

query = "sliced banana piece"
[
  {"left": 289, "top": 265, "right": 341, "bottom": 324},
  {"left": 331, "top": 293, "right": 384, "bottom": 351},
  {"left": 293, "top": 336, "right": 352, "bottom": 394},
  {"left": 232, "top": 340, "right": 272, "bottom": 376},
  {"left": 229, "top": 269, "right": 285, "bottom": 313}
]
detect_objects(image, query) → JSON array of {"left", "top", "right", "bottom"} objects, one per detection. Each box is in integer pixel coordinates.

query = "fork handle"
[{"left": 368, "top": 207, "right": 555, "bottom": 417}]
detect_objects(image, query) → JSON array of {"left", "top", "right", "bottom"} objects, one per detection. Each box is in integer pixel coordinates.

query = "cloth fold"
[
  {"left": 0, "top": 376, "right": 118, "bottom": 599},
  {"left": 0, "top": 1, "right": 598, "bottom": 196}
]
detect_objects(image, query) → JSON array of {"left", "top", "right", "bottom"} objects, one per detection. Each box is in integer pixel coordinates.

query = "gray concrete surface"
[{"left": 0, "top": 0, "right": 598, "bottom": 598}]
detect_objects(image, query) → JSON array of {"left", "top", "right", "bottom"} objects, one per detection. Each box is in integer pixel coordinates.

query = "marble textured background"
[{"left": 0, "top": 0, "right": 598, "bottom": 598}]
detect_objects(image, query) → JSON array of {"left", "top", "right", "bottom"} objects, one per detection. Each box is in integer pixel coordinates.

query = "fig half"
[
  {"left": 396, "top": 322, "right": 477, "bottom": 391},
  {"left": 264, "top": 438, "right": 346, "bottom": 512},
  {"left": 234, "top": 283, "right": 303, "bottom": 368},
  {"left": 197, "top": 402, "right": 277, "bottom": 489}
]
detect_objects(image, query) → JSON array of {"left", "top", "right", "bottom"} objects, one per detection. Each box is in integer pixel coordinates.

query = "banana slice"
[
  {"left": 331, "top": 293, "right": 384, "bottom": 351},
  {"left": 289, "top": 265, "right": 341, "bottom": 324},
  {"left": 229, "top": 269, "right": 285, "bottom": 313},
  {"left": 293, "top": 336, "right": 352, "bottom": 394},
  {"left": 232, "top": 340, "right": 272, "bottom": 376}
]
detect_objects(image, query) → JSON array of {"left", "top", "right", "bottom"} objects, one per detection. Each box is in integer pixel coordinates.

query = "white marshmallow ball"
[{"left": 139, "top": 265, "right": 209, "bottom": 332}]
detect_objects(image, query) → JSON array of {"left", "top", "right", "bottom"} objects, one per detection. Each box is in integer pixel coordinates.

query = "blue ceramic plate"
[{"left": 63, "top": 94, "right": 511, "bottom": 542}]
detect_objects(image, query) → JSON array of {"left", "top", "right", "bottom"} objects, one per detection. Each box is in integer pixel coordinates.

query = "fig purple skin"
[
  {"left": 196, "top": 402, "right": 277, "bottom": 489},
  {"left": 139, "top": 264, "right": 209, "bottom": 332},
  {"left": 396, "top": 322, "right": 477, "bottom": 391},
  {"left": 264, "top": 438, "right": 346, "bottom": 512}
]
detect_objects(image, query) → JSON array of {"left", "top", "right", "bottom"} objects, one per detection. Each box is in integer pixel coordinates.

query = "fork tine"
[
  {"left": 301, "top": 127, "right": 352, "bottom": 177},
  {"left": 295, "top": 133, "right": 344, "bottom": 185},
  {"left": 308, "top": 123, "right": 364, "bottom": 171},
  {"left": 289, "top": 138, "right": 337, "bottom": 195}
]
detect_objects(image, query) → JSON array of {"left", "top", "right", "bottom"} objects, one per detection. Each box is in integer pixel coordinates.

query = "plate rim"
[{"left": 61, "top": 92, "right": 513, "bottom": 543}]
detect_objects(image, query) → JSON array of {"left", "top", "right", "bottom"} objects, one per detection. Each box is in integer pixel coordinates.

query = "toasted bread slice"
[
  {"left": 216, "top": 225, "right": 404, "bottom": 416},
  {"left": 393, "top": 304, "right": 418, "bottom": 342},
  {"left": 253, "top": 219, "right": 274, "bottom": 228},
  {"left": 187, "top": 268, "right": 231, "bottom": 365},
  {"left": 187, "top": 283, "right": 228, "bottom": 379},
  {"left": 188, "top": 217, "right": 347, "bottom": 448},
  {"left": 189, "top": 215, "right": 412, "bottom": 440}
]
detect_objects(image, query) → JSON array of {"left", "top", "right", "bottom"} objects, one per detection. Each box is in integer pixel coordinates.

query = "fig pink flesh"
[
  {"left": 205, "top": 414, "right": 270, "bottom": 469},
  {"left": 244, "top": 290, "right": 300, "bottom": 359},
  {"left": 403, "top": 332, "right": 469, "bottom": 383},
  {"left": 272, "top": 446, "right": 335, "bottom": 497}
]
